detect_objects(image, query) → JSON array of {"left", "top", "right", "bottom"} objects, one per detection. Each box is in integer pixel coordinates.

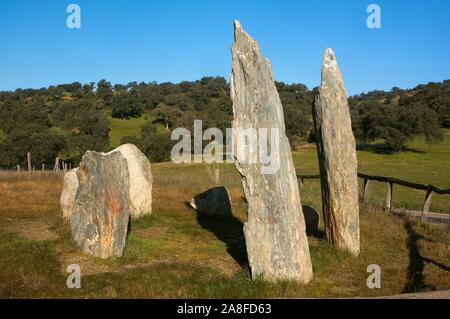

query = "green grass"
[
  {"left": 0, "top": 130, "right": 448, "bottom": 298},
  {"left": 293, "top": 129, "right": 450, "bottom": 213},
  {"left": 1, "top": 166, "right": 448, "bottom": 298},
  {"left": 108, "top": 116, "right": 152, "bottom": 148},
  {"left": 108, "top": 115, "right": 169, "bottom": 147},
  {"left": 108, "top": 112, "right": 449, "bottom": 212}
]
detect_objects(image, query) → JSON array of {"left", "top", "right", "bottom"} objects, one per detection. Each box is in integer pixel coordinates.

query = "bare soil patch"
[{"left": 1, "top": 217, "right": 59, "bottom": 241}]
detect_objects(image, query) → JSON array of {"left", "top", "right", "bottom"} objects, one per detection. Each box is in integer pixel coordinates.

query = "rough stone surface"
[
  {"left": 60, "top": 168, "right": 79, "bottom": 221},
  {"left": 60, "top": 144, "right": 152, "bottom": 221},
  {"left": 189, "top": 187, "right": 232, "bottom": 218},
  {"left": 313, "top": 48, "right": 360, "bottom": 256},
  {"left": 230, "top": 20, "right": 313, "bottom": 282},
  {"left": 70, "top": 150, "right": 130, "bottom": 258},
  {"left": 114, "top": 144, "right": 152, "bottom": 218}
]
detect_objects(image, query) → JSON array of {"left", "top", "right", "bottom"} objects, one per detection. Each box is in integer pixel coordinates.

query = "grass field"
[
  {"left": 293, "top": 130, "right": 450, "bottom": 214},
  {"left": 108, "top": 115, "right": 155, "bottom": 148},
  {"left": 107, "top": 112, "right": 449, "bottom": 213},
  {"left": 0, "top": 160, "right": 448, "bottom": 298},
  {"left": 0, "top": 129, "right": 448, "bottom": 298}
]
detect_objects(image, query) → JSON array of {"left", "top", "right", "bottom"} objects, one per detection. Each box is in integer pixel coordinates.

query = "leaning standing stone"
[
  {"left": 230, "top": 20, "right": 313, "bottom": 282},
  {"left": 71, "top": 150, "right": 130, "bottom": 258},
  {"left": 313, "top": 48, "right": 360, "bottom": 256}
]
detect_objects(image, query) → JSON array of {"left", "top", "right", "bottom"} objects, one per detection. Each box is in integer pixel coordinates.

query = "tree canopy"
[{"left": 0, "top": 77, "right": 447, "bottom": 166}]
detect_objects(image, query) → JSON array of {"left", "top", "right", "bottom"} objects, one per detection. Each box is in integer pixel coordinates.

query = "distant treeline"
[{"left": 0, "top": 77, "right": 448, "bottom": 167}]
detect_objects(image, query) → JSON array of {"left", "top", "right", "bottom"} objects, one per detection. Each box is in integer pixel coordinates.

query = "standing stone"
[
  {"left": 115, "top": 144, "right": 153, "bottom": 219},
  {"left": 59, "top": 144, "right": 152, "bottom": 221},
  {"left": 230, "top": 20, "right": 313, "bottom": 282},
  {"left": 60, "top": 168, "right": 79, "bottom": 221},
  {"left": 302, "top": 205, "right": 320, "bottom": 236},
  {"left": 71, "top": 150, "right": 130, "bottom": 258},
  {"left": 313, "top": 48, "right": 360, "bottom": 256},
  {"left": 189, "top": 187, "right": 232, "bottom": 218}
]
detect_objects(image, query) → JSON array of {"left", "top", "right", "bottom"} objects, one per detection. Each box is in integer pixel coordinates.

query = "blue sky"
[{"left": 0, "top": 0, "right": 449, "bottom": 95}]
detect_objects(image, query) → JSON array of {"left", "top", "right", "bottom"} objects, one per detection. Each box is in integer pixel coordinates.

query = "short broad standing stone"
[
  {"left": 189, "top": 187, "right": 232, "bottom": 218},
  {"left": 70, "top": 150, "right": 130, "bottom": 258},
  {"left": 313, "top": 48, "right": 360, "bottom": 256},
  {"left": 230, "top": 20, "right": 313, "bottom": 282},
  {"left": 59, "top": 144, "right": 152, "bottom": 221},
  {"left": 60, "top": 168, "right": 79, "bottom": 221}
]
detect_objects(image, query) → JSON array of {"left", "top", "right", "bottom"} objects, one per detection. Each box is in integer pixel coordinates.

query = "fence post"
[
  {"left": 447, "top": 215, "right": 450, "bottom": 233},
  {"left": 420, "top": 188, "right": 433, "bottom": 222},
  {"left": 214, "top": 168, "right": 220, "bottom": 184},
  {"left": 42, "top": 163, "right": 45, "bottom": 171},
  {"left": 363, "top": 178, "right": 370, "bottom": 203},
  {"left": 17, "top": 165, "right": 20, "bottom": 172},
  {"left": 27, "top": 152, "right": 32, "bottom": 173},
  {"left": 53, "top": 157, "right": 59, "bottom": 172},
  {"left": 384, "top": 181, "right": 393, "bottom": 212}
]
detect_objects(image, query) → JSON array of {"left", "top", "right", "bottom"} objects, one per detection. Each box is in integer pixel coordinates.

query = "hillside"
[
  {"left": 108, "top": 116, "right": 153, "bottom": 148},
  {"left": 0, "top": 78, "right": 448, "bottom": 168}
]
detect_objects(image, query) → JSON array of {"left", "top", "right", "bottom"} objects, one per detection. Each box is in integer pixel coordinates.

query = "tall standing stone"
[
  {"left": 313, "top": 48, "right": 360, "bottom": 256},
  {"left": 71, "top": 150, "right": 130, "bottom": 258},
  {"left": 230, "top": 20, "right": 313, "bottom": 282}
]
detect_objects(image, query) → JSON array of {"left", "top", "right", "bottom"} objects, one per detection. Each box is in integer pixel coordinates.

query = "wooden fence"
[
  {"left": 297, "top": 173, "right": 450, "bottom": 228},
  {"left": 8, "top": 155, "right": 72, "bottom": 173}
]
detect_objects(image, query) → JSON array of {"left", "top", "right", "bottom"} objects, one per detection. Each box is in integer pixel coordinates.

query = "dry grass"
[
  {"left": 0, "top": 171, "right": 63, "bottom": 219},
  {"left": 0, "top": 166, "right": 448, "bottom": 298}
]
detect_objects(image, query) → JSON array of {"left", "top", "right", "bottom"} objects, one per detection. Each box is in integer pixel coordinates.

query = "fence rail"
[
  {"left": 356, "top": 173, "right": 450, "bottom": 195},
  {"left": 297, "top": 172, "right": 450, "bottom": 227}
]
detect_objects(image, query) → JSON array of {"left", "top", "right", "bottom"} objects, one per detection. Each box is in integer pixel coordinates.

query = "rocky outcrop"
[
  {"left": 313, "top": 48, "right": 360, "bottom": 256},
  {"left": 60, "top": 168, "right": 79, "bottom": 221},
  {"left": 115, "top": 144, "right": 153, "bottom": 219},
  {"left": 189, "top": 187, "right": 232, "bottom": 218},
  {"left": 70, "top": 150, "right": 130, "bottom": 258},
  {"left": 230, "top": 20, "right": 313, "bottom": 282}
]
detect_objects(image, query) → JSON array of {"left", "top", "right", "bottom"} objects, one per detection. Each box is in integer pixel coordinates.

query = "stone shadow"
[
  {"left": 185, "top": 188, "right": 249, "bottom": 272},
  {"left": 357, "top": 144, "right": 425, "bottom": 155},
  {"left": 402, "top": 220, "right": 436, "bottom": 293},
  {"left": 423, "top": 257, "right": 450, "bottom": 272},
  {"left": 195, "top": 213, "right": 249, "bottom": 271}
]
